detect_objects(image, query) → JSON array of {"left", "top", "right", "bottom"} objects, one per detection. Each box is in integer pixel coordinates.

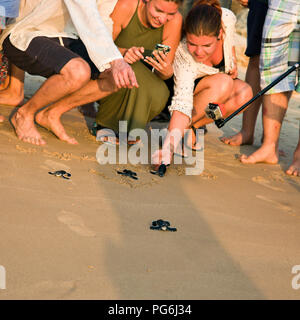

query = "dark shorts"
[
  {"left": 245, "top": 0, "right": 269, "bottom": 57},
  {"left": 2, "top": 35, "right": 100, "bottom": 79}
]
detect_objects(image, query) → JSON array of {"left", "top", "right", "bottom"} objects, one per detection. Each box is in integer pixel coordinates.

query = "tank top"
[{"left": 115, "top": 0, "right": 164, "bottom": 51}]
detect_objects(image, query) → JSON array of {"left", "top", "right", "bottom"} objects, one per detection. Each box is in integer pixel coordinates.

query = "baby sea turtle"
[
  {"left": 117, "top": 169, "right": 138, "bottom": 180},
  {"left": 150, "top": 219, "right": 177, "bottom": 232},
  {"left": 48, "top": 170, "right": 71, "bottom": 180}
]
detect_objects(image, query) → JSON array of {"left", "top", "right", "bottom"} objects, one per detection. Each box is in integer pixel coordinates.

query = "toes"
[
  {"left": 67, "top": 138, "right": 78, "bottom": 145},
  {"left": 240, "top": 154, "right": 252, "bottom": 164},
  {"left": 220, "top": 137, "right": 229, "bottom": 144},
  {"left": 20, "top": 135, "right": 46, "bottom": 145},
  {"left": 288, "top": 167, "right": 300, "bottom": 176}
]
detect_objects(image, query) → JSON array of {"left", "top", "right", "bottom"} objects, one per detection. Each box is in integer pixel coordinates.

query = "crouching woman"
[{"left": 153, "top": 0, "right": 252, "bottom": 164}]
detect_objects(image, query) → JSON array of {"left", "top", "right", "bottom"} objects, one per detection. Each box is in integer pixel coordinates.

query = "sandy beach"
[{"left": 0, "top": 67, "right": 300, "bottom": 300}]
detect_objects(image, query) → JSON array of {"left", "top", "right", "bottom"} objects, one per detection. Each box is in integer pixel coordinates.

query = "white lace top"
[{"left": 169, "top": 8, "right": 237, "bottom": 119}]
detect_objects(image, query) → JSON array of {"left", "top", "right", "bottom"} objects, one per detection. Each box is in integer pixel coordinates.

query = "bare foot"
[
  {"left": 240, "top": 143, "right": 278, "bottom": 164},
  {"left": 35, "top": 109, "right": 78, "bottom": 144},
  {"left": 11, "top": 109, "right": 46, "bottom": 145},
  {"left": 0, "top": 89, "right": 24, "bottom": 107},
  {"left": 0, "top": 114, "right": 4, "bottom": 122},
  {"left": 286, "top": 150, "right": 300, "bottom": 177},
  {"left": 221, "top": 130, "right": 254, "bottom": 146}
]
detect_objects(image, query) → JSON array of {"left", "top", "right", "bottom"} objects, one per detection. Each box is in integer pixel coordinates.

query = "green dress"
[{"left": 96, "top": 1, "right": 170, "bottom": 133}]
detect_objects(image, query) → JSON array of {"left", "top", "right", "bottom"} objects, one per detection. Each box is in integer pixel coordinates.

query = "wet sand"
[{"left": 0, "top": 71, "right": 300, "bottom": 299}]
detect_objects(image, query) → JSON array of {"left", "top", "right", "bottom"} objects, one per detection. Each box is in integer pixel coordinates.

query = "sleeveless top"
[{"left": 115, "top": 0, "right": 164, "bottom": 51}]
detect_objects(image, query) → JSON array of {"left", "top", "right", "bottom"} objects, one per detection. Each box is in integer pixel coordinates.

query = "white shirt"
[
  {"left": 169, "top": 8, "right": 237, "bottom": 119},
  {"left": 0, "top": 0, "right": 121, "bottom": 72}
]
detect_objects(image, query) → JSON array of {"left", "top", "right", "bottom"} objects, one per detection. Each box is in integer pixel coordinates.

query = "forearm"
[
  {"left": 155, "top": 66, "right": 174, "bottom": 80},
  {"left": 64, "top": 0, "right": 122, "bottom": 70},
  {"left": 163, "top": 110, "right": 190, "bottom": 153}
]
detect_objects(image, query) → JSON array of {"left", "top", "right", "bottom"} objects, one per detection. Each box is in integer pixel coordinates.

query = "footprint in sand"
[
  {"left": 57, "top": 211, "right": 96, "bottom": 237},
  {"left": 256, "top": 195, "right": 293, "bottom": 213},
  {"left": 252, "top": 176, "right": 284, "bottom": 192},
  {"left": 24, "top": 280, "right": 78, "bottom": 298},
  {"left": 43, "top": 159, "right": 71, "bottom": 172},
  {"left": 210, "top": 165, "right": 239, "bottom": 178}
]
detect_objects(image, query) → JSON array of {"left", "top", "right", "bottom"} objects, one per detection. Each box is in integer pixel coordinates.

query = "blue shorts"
[{"left": 0, "top": 0, "right": 20, "bottom": 18}]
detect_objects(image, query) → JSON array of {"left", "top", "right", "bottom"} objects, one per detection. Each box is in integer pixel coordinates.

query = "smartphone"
[{"left": 142, "top": 44, "right": 171, "bottom": 59}]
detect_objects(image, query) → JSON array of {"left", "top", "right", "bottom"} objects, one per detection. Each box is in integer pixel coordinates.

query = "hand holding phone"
[
  {"left": 142, "top": 44, "right": 171, "bottom": 61},
  {"left": 143, "top": 44, "right": 173, "bottom": 78}
]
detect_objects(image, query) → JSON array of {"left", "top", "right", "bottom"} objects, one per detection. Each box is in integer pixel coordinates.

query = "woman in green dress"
[{"left": 96, "top": 0, "right": 183, "bottom": 140}]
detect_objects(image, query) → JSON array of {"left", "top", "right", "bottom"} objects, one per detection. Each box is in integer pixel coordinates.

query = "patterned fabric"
[
  {"left": 0, "top": 16, "right": 6, "bottom": 29},
  {"left": 0, "top": 53, "right": 9, "bottom": 85},
  {"left": 169, "top": 8, "right": 236, "bottom": 119},
  {"left": 260, "top": 0, "right": 300, "bottom": 94}
]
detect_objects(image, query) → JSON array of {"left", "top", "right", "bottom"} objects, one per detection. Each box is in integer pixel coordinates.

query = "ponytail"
[{"left": 184, "top": 0, "right": 223, "bottom": 37}]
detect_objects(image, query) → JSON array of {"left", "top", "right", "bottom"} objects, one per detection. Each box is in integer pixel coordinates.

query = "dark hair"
[{"left": 184, "top": 0, "right": 222, "bottom": 37}]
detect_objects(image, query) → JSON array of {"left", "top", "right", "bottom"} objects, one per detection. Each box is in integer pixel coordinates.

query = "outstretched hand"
[{"left": 110, "top": 58, "right": 139, "bottom": 89}]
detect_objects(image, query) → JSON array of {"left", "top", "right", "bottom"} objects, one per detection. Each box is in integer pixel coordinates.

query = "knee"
[
  {"left": 61, "top": 58, "right": 91, "bottom": 90},
  {"left": 207, "top": 74, "right": 234, "bottom": 100},
  {"left": 217, "top": 74, "right": 234, "bottom": 97}
]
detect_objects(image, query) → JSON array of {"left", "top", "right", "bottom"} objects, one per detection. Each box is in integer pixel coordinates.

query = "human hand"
[
  {"left": 110, "top": 58, "right": 139, "bottom": 89},
  {"left": 144, "top": 50, "right": 173, "bottom": 79},
  {"left": 123, "top": 47, "right": 144, "bottom": 64},
  {"left": 238, "top": 0, "right": 249, "bottom": 7},
  {"left": 228, "top": 63, "right": 238, "bottom": 79},
  {"left": 152, "top": 148, "right": 172, "bottom": 166}
]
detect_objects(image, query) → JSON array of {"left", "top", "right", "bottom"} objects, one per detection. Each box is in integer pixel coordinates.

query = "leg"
[
  {"left": 11, "top": 57, "right": 91, "bottom": 145},
  {"left": 35, "top": 73, "right": 116, "bottom": 144},
  {"left": 190, "top": 74, "right": 252, "bottom": 148},
  {"left": 0, "top": 63, "right": 25, "bottom": 106},
  {"left": 240, "top": 91, "right": 292, "bottom": 164},
  {"left": 221, "top": 55, "right": 262, "bottom": 145},
  {"left": 96, "top": 61, "right": 169, "bottom": 133}
]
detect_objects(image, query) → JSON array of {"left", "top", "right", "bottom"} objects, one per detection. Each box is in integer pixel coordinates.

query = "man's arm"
[
  {"left": 64, "top": 0, "right": 137, "bottom": 88},
  {"left": 64, "top": 0, "right": 122, "bottom": 71}
]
